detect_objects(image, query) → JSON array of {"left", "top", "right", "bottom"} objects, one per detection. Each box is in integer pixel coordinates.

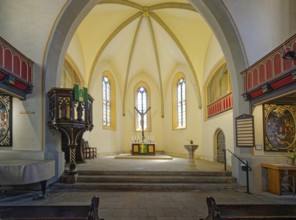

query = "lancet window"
[
  {"left": 102, "top": 71, "right": 116, "bottom": 130},
  {"left": 103, "top": 76, "right": 111, "bottom": 127},
  {"left": 134, "top": 81, "right": 151, "bottom": 132},
  {"left": 177, "top": 77, "right": 186, "bottom": 128},
  {"left": 172, "top": 73, "right": 187, "bottom": 129}
]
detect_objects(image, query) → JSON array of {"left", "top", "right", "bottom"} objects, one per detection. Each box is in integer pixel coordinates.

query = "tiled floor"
[{"left": 1, "top": 155, "right": 296, "bottom": 220}]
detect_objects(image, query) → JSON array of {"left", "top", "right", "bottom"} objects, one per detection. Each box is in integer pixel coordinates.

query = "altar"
[{"left": 132, "top": 143, "right": 155, "bottom": 155}]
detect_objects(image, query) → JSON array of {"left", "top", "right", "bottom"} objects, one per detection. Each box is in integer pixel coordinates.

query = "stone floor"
[{"left": 1, "top": 155, "right": 296, "bottom": 220}]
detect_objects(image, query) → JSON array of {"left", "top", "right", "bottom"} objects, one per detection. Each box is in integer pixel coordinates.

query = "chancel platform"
[{"left": 114, "top": 154, "right": 172, "bottom": 160}]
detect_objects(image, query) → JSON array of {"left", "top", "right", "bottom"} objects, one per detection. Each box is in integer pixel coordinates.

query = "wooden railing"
[
  {"left": 241, "top": 34, "right": 296, "bottom": 100},
  {"left": 0, "top": 36, "right": 34, "bottom": 99},
  {"left": 201, "top": 196, "right": 296, "bottom": 219},
  {"left": 0, "top": 196, "right": 102, "bottom": 219},
  {"left": 207, "top": 92, "right": 233, "bottom": 118}
]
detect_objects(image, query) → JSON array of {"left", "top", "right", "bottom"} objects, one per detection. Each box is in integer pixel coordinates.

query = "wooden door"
[{"left": 217, "top": 130, "right": 225, "bottom": 163}]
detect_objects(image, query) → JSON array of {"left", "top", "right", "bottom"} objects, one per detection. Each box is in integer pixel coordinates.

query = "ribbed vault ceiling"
[{"left": 70, "top": 0, "right": 214, "bottom": 115}]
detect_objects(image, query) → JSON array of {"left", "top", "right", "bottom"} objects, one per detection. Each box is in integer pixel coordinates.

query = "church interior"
[{"left": 0, "top": 0, "right": 296, "bottom": 219}]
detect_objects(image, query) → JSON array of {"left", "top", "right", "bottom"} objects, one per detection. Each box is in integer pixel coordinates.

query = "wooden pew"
[
  {"left": 201, "top": 196, "right": 296, "bottom": 220},
  {"left": 0, "top": 196, "right": 102, "bottom": 220},
  {"left": 84, "top": 140, "right": 97, "bottom": 159}
]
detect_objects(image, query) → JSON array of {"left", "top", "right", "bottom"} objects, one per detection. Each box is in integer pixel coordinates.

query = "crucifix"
[{"left": 135, "top": 106, "right": 151, "bottom": 142}]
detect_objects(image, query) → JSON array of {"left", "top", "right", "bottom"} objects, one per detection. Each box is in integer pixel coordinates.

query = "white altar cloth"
[{"left": 0, "top": 159, "right": 55, "bottom": 185}]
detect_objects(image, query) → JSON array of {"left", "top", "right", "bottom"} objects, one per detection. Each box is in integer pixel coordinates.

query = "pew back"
[{"left": 202, "top": 196, "right": 296, "bottom": 220}]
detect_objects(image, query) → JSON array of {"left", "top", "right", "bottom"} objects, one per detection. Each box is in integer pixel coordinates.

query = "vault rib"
[
  {"left": 148, "top": 16, "right": 165, "bottom": 118},
  {"left": 150, "top": 12, "right": 202, "bottom": 109},
  {"left": 88, "top": 12, "right": 142, "bottom": 89},
  {"left": 122, "top": 16, "right": 144, "bottom": 116}
]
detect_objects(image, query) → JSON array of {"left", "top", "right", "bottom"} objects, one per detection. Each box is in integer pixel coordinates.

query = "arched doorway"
[{"left": 216, "top": 129, "right": 226, "bottom": 163}]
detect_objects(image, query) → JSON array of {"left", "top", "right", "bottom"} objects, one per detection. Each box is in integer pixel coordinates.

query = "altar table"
[
  {"left": 132, "top": 143, "right": 155, "bottom": 155},
  {"left": 262, "top": 163, "right": 296, "bottom": 195}
]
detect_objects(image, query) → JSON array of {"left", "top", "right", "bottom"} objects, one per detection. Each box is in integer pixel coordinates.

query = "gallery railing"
[
  {"left": 207, "top": 92, "right": 233, "bottom": 118},
  {"left": 0, "top": 36, "right": 34, "bottom": 99},
  {"left": 241, "top": 34, "right": 296, "bottom": 101}
]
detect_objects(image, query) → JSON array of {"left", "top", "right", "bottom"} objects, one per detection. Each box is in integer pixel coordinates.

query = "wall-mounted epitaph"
[
  {"left": 235, "top": 114, "right": 255, "bottom": 147},
  {"left": 0, "top": 94, "right": 12, "bottom": 146},
  {"left": 264, "top": 104, "right": 296, "bottom": 151}
]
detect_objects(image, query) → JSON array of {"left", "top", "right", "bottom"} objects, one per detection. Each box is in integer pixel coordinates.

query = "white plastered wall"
[
  {"left": 0, "top": 0, "right": 67, "bottom": 180},
  {"left": 67, "top": 33, "right": 87, "bottom": 84},
  {"left": 223, "top": 0, "right": 296, "bottom": 66},
  {"left": 0, "top": 0, "right": 66, "bottom": 158},
  {"left": 163, "top": 64, "right": 201, "bottom": 158},
  {"left": 85, "top": 61, "right": 123, "bottom": 155}
]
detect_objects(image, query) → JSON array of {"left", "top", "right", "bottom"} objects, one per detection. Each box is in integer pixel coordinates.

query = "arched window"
[
  {"left": 134, "top": 82, "right": 151, "bottom": 132},
  {"left": 102, "top": 76, "right": 111, "bottom": 127},
  {"left": 172, "top": 73, "right": 186, "bottom": 129},
  {"left": 177, "top": 78, "right": 186, "bottom": 128},
  {"left": 102, "top": 71, "right": 116, "bottom": 130},
  {"left": 137, "top": 86, "right": 148, "bottom": 130}
]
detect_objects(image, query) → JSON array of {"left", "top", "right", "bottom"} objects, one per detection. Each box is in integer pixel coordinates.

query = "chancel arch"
[{"left": 42, "top": 0, "right": 248, "bottom": 183}]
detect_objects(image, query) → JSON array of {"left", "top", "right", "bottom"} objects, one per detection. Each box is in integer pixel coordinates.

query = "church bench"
[
  {"left": 0, "top": 196, "right": 102, "bottom": 220},
  {"left": 201, "top": 196, "right": 296, "bottom": 220},
  {"left": 0, "top": 159, "right": 55, "bottom": 198},
  {"left": 84, "top": 141, "right": 97, "bottom": 159}
]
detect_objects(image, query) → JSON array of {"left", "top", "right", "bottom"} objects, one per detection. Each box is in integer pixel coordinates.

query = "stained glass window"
[
  {"left": 177, "top": 78, "right": 186, "bottom": 128},
  {"left": 102, "top": 76, "right": 111, "bottom": 126},
  {"left": 136, "top": 86, "right": 148, "bottom": 130}
]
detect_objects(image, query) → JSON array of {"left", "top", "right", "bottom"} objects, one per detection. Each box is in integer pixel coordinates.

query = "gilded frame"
[
  {"left": 0, "top": 94, "right": 12, "bottom": 146},
  {"left": 264, "top": 104, "right": 296, "bottom": 151}
]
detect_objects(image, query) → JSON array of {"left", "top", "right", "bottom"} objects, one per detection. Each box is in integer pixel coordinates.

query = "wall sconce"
[{"left": 282, "top": 50, "right": 296, "bottom": 60}]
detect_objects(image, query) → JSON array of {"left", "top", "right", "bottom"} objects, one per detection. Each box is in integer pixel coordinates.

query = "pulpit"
[
  {"left": 184, "top": 144, "right": 198, "bottom": 167},
  {"left": 48, "top": 87, "right": 93, "bottom": 182}
]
